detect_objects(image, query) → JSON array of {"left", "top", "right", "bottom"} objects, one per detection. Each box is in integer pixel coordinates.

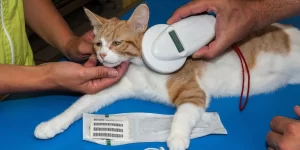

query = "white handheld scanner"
[{"left": 142, "top": 14, "right": 216, "bottom": 74}]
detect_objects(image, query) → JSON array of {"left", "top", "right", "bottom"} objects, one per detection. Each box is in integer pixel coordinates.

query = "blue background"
[{"left": 1, "top": 0, "right": 300, "bottom": 150}]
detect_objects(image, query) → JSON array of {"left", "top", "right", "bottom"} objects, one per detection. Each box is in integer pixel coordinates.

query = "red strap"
[{"left": 232, "top": 43, "right": 251, "bottom": 111}]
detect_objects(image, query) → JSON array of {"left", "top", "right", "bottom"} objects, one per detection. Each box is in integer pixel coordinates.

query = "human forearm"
[
  {"left": 0, "top": 60, "right": 128, "bottom": 95},
  {"left": 0, "top": 64, "right": 55, "bottom": 94},
  {"left": 23, "top": 0, "right": 75, "bottom": 54},
  {"left": 252, "top": 0, "right": 300, "bottom": 30}
]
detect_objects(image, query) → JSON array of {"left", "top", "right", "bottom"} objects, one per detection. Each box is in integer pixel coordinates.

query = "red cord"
[{"left": 232, "top": 43, "right": 251, "bottom": 111}]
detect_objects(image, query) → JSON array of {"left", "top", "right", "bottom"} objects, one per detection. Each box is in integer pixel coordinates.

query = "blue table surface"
[{"left": 1, "top": 0, "right": 300, "bottom": 150}]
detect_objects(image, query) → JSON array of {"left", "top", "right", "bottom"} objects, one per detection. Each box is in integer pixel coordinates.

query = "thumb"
[
  {"left": 295, "top": 106, "right": 300, "bottom": 118},
  {"left": 84, "top": 67, "right": 119, "bottom": 80}
]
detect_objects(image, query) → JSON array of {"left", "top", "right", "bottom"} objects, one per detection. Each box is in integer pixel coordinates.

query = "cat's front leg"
[
  {"left": 166, "top": 69, "right": 209, "bottom": 150},
  {"left": 34, "top": 78, "right": 132, "bottom": 139},
  {"left": 167, "top": 103, "right": 205, "bottom": 150}
]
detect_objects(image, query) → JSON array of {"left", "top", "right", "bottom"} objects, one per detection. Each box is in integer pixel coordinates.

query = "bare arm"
[
  {"left": 23, "top": 0, "right": 94, "bottom": 62},
  {"left": 23, "top": 0, "right": 74, "bottom": 54},
  {"left": 254, "top": 0, "right": 300, "bottom": 30},
  {"left": 0, "top": 64, "right": 54, "bottom": 94},
  {"left": 0, "top": 60, "right": 129, "bottom": 95}
]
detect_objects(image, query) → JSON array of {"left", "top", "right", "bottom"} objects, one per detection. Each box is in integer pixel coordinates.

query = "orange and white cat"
[{"left": 34, "top": 4, "right": 300, "bottom": 150}]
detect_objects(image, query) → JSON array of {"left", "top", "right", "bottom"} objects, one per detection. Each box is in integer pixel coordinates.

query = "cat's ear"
[
  {"left": 128, "top": 4, "right": 149, "bottom": 33},
  {"left": 84, "top": 7, "right": 107, "bottom": 33}
]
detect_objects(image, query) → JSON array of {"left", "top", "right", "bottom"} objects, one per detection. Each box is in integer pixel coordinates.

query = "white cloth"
[{"left": 83, "top": 112, "right": 227, "bottom": 146}]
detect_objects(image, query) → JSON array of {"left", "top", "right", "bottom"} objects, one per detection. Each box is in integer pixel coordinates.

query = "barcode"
[
  {"left": 93, "top": 132, "right": 124, "bottom": 138},
  {"left": 93, "top": 123, "right": 123, "bottom": 127},
  {"left": 93, "top": 118, "right": 105, "bottom": 121},
  {"left": 93, "top": 127, "right": 123, "bottom": 132}
]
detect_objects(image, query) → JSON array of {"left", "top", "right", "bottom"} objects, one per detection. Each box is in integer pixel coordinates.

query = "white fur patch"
[
  {"left": 167, "top": 103, "right": 204, "bottom": 150},
  {"left": 96, "top": 38, "right": 131, "bottom": 67}
]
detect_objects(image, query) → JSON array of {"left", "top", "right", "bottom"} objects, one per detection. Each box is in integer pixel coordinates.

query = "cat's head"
[{"left": 84, "top": 4, "right": 149, "bottom": 67}]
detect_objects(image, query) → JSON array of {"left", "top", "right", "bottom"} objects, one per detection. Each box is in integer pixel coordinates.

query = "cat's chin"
[{"left": 102, "top": 62, "right": 122, "bottom": 68}]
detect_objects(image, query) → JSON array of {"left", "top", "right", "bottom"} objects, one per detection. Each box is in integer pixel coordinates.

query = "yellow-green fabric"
[{"left": 0, "top": 0, "right": 35, "bottom": 66}]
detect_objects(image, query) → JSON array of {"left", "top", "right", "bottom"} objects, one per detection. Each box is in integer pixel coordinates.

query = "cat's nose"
[{"left": 99, "top": 53, "right": 106, "bottom": 59}]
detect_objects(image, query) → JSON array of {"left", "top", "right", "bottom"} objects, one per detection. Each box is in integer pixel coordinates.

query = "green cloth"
[{"left": 0, "top": 0, "right": 35, "bottom": 66}]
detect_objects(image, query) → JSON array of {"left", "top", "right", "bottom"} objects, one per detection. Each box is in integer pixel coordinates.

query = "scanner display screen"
[{"left": 169, "top": 30, "right": 184, "bottom": 53}]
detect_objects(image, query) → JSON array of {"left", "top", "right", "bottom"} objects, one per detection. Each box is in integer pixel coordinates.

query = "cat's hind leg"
[{"left": 34, "top": 78, "right": 133, "bottom": 139}]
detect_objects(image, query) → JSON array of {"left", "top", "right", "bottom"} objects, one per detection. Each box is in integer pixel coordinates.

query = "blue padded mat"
[{"left": 1, "top": 0, "right": 300, "bottom": 150}]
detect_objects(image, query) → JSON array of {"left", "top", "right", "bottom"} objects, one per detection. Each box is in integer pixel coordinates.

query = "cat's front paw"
[
  {"left": 34, "top": 122, "right": 64, "bottom": 139},
  {"left": 167, "top": 133, "right": 190, "bottom": 150}
]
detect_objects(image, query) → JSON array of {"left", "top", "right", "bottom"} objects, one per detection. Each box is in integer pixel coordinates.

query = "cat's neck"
[
  {"left": 130, "top": 57, "right": 145, "bottom": 66},
  {"left": 128, "top": 57, "right": 169, "bottom": 75}
]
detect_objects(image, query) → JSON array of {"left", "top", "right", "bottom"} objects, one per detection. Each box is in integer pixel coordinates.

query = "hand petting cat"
[
  {"left": 62, "top": 30, "right": 96, "bottom": 62},
  {"left": 167, "top": 0, "right": 300, "bottom": 59},
  {"left": 0, "top": 60, "right": 129, "bottom": 95},
  {"left": 23, "top": 0, "right": 98, "bottom": 63},
  {"left": 60, "top": 30, "right": 131, "bottom": 94},
  {"left": 45, "top": 60, "right": 130, "bottom": 94}
]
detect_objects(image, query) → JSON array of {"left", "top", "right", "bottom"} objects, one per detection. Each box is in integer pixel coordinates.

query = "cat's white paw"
[
  {"left": 34, "top": 122, "right": 64, "bottom": 139},
  {"left": 167, "top": 133, "right": 190, "bottom": 150}
]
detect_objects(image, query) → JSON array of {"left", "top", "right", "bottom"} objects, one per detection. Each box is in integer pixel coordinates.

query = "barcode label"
[
  {"left": 90, "top": 115, "right": 129, "bottom": 140},
  {"left": 93, "top": 133, "right": 124, "bottom": 138},
  {"left": 93, "top": 127, "right": 123, "bottom": 132},
  {"left": 93, "top": 123, "right": 123, "bottom": 127}
]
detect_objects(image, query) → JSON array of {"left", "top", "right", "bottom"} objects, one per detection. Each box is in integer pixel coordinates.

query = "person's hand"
[
  {"left": 167, "top": 0, "right": 260, "bottom": 59},
  {"left": 43, "top": 56, "right": 130, "bottom": 94},
  {"left": 62, "top": 30, "right": 95, "bottom": 62},
  {"left": 266, "top": 106, "right": 300, "bottom": 150}
]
